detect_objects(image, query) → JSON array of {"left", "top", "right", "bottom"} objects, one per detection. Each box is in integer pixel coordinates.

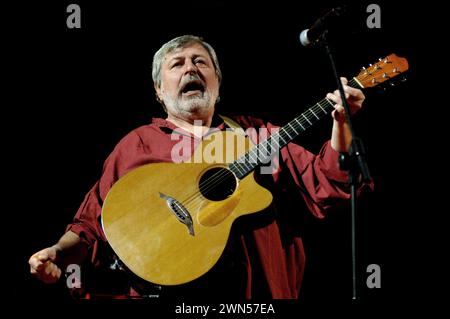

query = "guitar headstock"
[{"left": 355, "top": 54, "right": 409, "bottom": 89}]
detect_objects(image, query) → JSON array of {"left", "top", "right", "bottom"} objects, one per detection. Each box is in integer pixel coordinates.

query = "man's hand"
[
  {"left": 326, "top": 77, "right": 365, "bottom": 123},
  {"left": 29, "top": 246, "right": 62, "bottom": 284},
  {"left": 327, "top": 77, "right": 365, "bottom": 152}
]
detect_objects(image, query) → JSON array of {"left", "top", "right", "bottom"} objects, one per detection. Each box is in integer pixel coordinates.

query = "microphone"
[{"left": 299, "top": 7, "right": 345, "bottom": 46}]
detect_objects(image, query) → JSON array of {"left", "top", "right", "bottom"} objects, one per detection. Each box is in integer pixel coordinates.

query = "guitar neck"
[{"left": 229, "top": 78, "right": 362, "bottom": 179}]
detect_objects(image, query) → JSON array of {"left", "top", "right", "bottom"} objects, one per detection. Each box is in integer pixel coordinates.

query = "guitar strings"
[
  {"left": 180, "top": 83, "right": 360, "bottom": 208},
  {"left": 180, "top": 76, "right": 364, "bottom": 210},
  {"left": 194, "top": 92, "right": 343, "bottom": 195},
  {"left": 179, "top": 99, "right": 334, "bottom": 210},
  {"left": 180, "top": 75, "right": 367, "bottom": 209},
  {"left": 177, "top": 76, "right": 367, "bottom": 210}
]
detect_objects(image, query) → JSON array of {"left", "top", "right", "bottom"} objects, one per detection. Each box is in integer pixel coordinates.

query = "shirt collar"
[{"left": 151, "top": 115, "right": 227, "bottom": 138}]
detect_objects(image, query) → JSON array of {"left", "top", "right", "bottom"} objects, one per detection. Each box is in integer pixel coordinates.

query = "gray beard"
[{"left": 164, "top": 90, "right": 214, "bottom": 117}]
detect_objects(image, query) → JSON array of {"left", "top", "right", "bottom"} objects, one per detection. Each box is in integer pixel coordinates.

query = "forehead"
[{"left": 163, "top": 43, "right": 211, "bottom": 62}]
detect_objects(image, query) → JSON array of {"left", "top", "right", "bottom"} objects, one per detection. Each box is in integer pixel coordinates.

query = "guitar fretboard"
[{"left": 229, "top": 78, "right": 361, "bottom": 179}]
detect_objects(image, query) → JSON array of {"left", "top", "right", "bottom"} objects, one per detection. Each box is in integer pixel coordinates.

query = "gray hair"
[{"left": 152, "top": 35, "right": 222, "bottom": 88}]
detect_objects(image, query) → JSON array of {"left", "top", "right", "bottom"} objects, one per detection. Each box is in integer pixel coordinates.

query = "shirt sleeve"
[
  {"left": 66, "top": 130, "right": 146, "bottom": 263},
  {"left": 280, "top": 139, "right": 352, "bottom": 218}
]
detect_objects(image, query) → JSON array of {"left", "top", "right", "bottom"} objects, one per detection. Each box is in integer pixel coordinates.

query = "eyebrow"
[{"left": 167, "top": 53, "right": 208, "bottom": 63}]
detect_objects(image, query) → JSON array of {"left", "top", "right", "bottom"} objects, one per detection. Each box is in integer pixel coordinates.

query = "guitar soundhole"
[{"left": 199, "top": 167, "right": 237, "bottom": 201}]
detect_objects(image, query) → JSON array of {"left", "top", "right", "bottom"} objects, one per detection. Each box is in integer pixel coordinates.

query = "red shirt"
[{"left": 67, "top": 115, "right": 354, "bottom": 299}]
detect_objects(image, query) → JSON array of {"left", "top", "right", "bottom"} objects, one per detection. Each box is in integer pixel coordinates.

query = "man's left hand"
[{"left": 326, "top": 77, "right": 365, "bottom": 123}]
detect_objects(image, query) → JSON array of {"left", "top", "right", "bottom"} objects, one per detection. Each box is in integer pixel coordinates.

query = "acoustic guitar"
[{"left": 101, "top": 54, "right": 409, "bottom": 285}]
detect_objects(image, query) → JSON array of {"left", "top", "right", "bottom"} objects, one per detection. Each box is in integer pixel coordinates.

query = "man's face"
[{"left": 156, "top": 43, "right": 220, "bottom": 119}]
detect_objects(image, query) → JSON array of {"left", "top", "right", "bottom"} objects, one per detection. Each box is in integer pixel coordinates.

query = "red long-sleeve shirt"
[{"left": 66, "top": 115, "right": 354, "bottom": 299}]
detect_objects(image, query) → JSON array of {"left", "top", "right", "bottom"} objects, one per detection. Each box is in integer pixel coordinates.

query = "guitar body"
[{"left": 102, "top": 131, "right": 273, "bottom": 285}]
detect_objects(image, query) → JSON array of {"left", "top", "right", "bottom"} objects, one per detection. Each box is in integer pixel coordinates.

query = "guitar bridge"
[{"left": 159, "top": 192, "right": 195, "bottom": 236}]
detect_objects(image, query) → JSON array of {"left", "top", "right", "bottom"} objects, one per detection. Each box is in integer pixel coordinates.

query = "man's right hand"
[{"left": 29, "top": 246, "right": 62, "bottom": 284}]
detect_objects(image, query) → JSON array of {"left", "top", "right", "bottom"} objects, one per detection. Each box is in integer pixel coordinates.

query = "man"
[{"left": 29, "top": 35, "right": 367, "bottom": 299}]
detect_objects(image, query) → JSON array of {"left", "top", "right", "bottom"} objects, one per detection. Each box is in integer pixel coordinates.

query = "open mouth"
[{"left": 181, "top": 80, "right": 205, "bottom": 96}]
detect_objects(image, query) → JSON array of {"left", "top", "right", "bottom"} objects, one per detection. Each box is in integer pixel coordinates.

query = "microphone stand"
[{"left": 318, "top": 30, "right": 372, "bottom": 300}]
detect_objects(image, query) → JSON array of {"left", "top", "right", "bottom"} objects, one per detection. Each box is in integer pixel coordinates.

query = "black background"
[{"left": 5, "top": 0, "right": 444, "bottom": 316}]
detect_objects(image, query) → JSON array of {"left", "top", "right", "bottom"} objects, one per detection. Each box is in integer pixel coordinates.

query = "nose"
[{"left": 184, "top": 59, "right": 198, "bottom": 74}]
